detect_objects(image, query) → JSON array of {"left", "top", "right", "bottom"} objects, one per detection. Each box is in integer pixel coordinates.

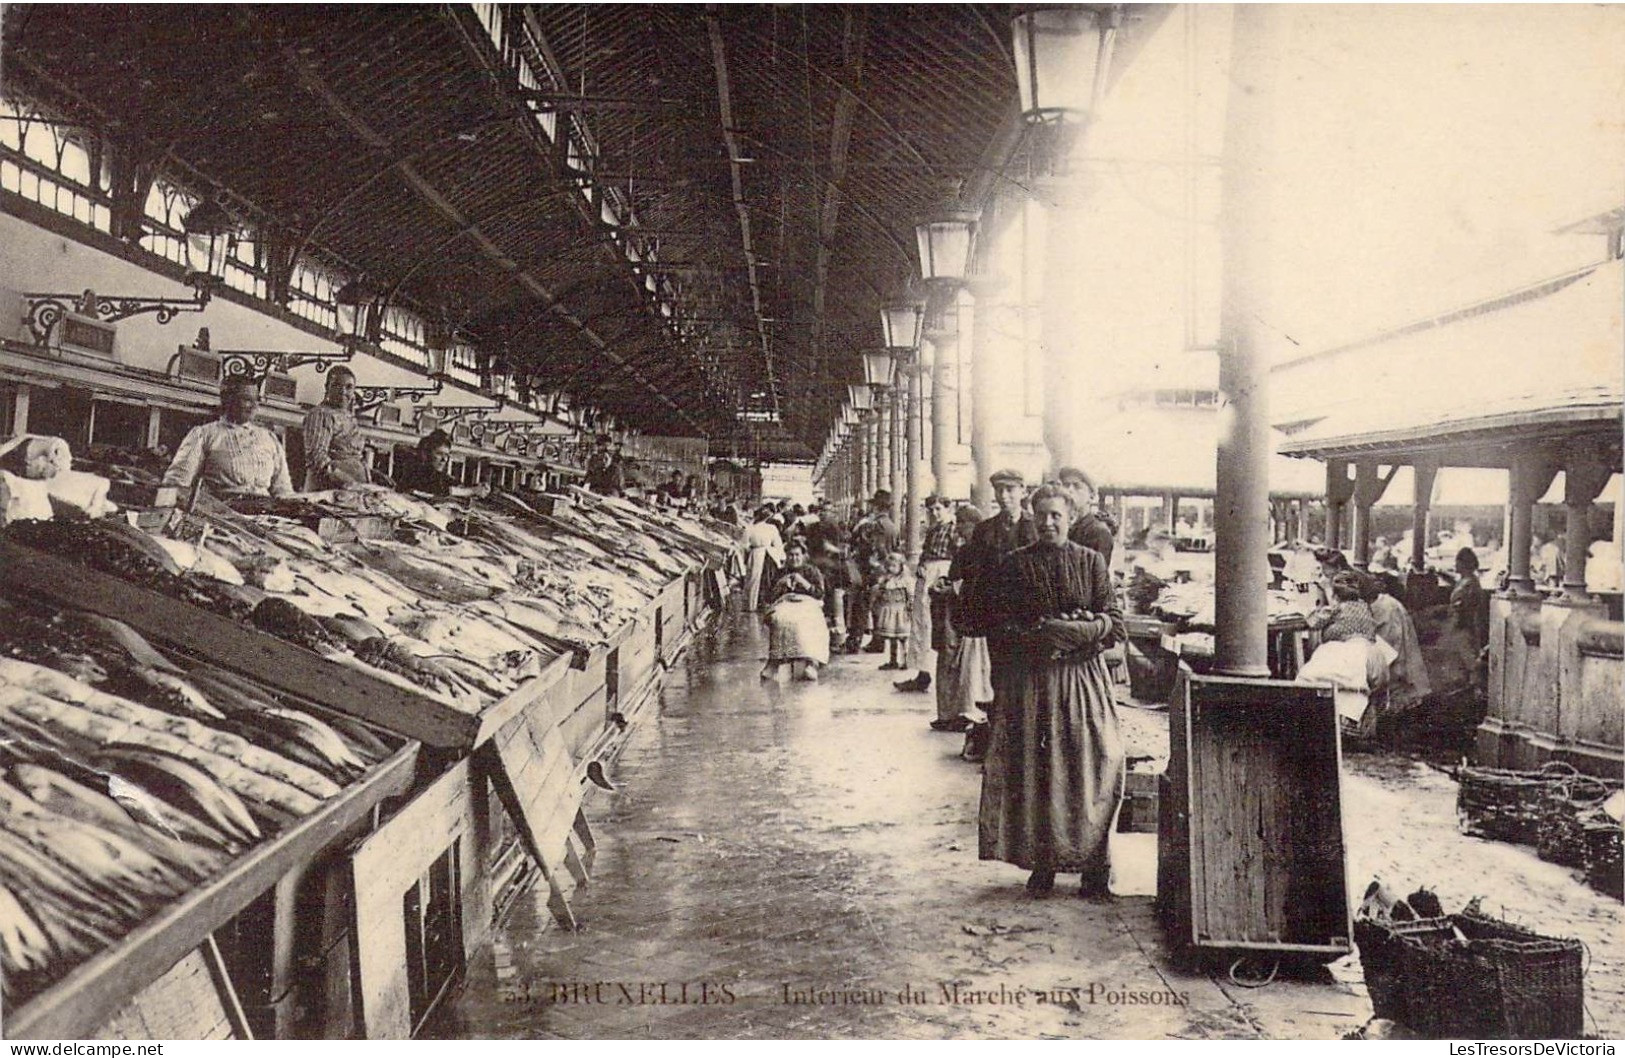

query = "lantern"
[
  {"left": 915, "top": 208, "right": 979, "bottom": 283},
  {"left": 1011, "top": 7, "right": 1115, "bottom": 124},
  {"left": 847, "top": 383, "right": 874, "bottom": 412},
  {"left": 180, "top": 199, "right": 237, "bottom": 292},
  {"left": 335, "top": 278, "right": 382, "bottom": 346},
  {"left": 880, "top": 303, "right": 922, "bottom": 351},
  {"left": 861, "top": 351, "right": 895, "bottom": 390}
]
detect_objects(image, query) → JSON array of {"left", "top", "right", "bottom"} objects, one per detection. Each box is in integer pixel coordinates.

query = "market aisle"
[
  {"left": 436, "top": 606, "right": 1624, "bottom": 1041},
  {"left": 439, "top": 607, "right": 1331, "bottom": 1041}
]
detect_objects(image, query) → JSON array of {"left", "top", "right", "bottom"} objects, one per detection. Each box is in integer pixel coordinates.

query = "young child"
[
  {"left": 872, "top": 551, "right": 913, "bottom": 671},
  {"left": 1306, "top": 570, "right": 1378, "bottom": 643}
]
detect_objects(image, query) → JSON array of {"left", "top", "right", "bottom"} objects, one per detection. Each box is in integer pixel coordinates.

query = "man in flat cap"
[
  {"left": 846, "top": 488, "right": 898, "bottom": 652},
  {"left": 1055, "top": 465, "right": 1118, "bottom": 567},
  {"left": 934, "top": 469, "right": 1035, "bottom": 747}
]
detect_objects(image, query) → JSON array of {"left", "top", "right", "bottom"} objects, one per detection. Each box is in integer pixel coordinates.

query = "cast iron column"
[
  {"left": 1559, "top": 447, "right": 1612, "bottom": 602},
  {"left": 906, "top": 362, "right": 924, "bottom": 558},
  {"left": 1212, "top": 3, "right": 1284, "bottom": 678},
  {"left": 928, "top": 325, "right": 953, "bottom": 497},
  {"left": 1506, "top": 449, "right": 1558, "bottom": 596},
  {"left": 967, "top": 274, "right": 1004, "bottom": 513}
]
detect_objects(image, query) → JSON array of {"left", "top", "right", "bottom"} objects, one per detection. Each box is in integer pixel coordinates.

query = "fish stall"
[{"left": 0, "top": 463, "right": 737, "bottom": 1038}]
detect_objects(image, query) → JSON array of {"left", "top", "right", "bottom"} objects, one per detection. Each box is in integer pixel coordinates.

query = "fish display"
[
  {"left": 0, "top": 598, "right": 390, "bottom": 1007},
  {"left": 0, "top": 480, "right": 735, "bottom": 1008}
]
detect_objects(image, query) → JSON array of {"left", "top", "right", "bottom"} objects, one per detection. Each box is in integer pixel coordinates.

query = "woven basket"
[
  {"left": 1538, "top": 775, "right": 1619, "bottom": 868},
  {"left": 1358, "top": 907, "right": 1585, "bottom": 1039},
  {"left": 1457, "top": 762, "right": 1577, "bottom": 845},
  {"left": 1584, "top": 818, "right": 1623, "bottom": 901},
  {"left": 1354, "top": 915, "right": 1456, "bottom": 1025}
]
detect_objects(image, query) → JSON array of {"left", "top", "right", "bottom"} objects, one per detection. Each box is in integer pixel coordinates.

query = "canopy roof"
[
  {"left": 1079, "top": 405, "right": 1325, "bottom": 497},
  {"left": 1278, "top": 260, "right": 1623, "bottom": 469}
]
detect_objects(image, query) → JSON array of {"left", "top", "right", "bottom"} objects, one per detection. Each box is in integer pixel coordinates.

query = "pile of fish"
[
  {"left": 3, "top": 483, "right": 737, "bottom": 712},
  {"left": 0, "top": 598, "right": 388, "bottom": 1005},
  {"left": 3, "top": 520, "right": 255, "bottom": 620}
]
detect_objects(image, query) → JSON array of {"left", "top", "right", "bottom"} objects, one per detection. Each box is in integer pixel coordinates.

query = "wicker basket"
[
  {"left": 1457, "top": 762, "right": 1577, "bottom": 845},
  {"left": 1353, "top": 915, "right": 1456, "bottom": 1025},
  {"left": 1584, "top": 818, "right": 1623, "bottom": 901},
  {"left": 1357, "top": 906, "right": 1585, "bottom": 1039},
  {"left": 1538, "top": 775, "right": 1619, "bottom": 868}
]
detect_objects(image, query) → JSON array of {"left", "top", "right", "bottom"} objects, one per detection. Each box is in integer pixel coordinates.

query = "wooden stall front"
[{"left": 0, "top": 531, "right": 724, "bottom": 1039}]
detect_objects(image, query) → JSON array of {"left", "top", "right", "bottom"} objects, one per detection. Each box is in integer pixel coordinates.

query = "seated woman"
[
  {"left": 761, "top": 539, "right": 829, "bottom": 682},
  {"left": 1298, "top": 571, "right": 1397, "bottom": 731},
  {"left": 1365, "top": 571, "right": 1430, "bottom": 711},
  {"left": 395, "top": 430, "right": 487, "bottom": 500}
]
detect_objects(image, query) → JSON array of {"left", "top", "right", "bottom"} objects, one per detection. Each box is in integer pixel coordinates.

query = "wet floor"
[{"left": 437, "top": 607, "right": 1624, "bottom": 1040}]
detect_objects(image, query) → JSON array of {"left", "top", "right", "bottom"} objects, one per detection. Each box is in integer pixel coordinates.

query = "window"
[
  {"left": 89, "top": 398, "right": 150, "bottom": 449},
  {"left": 0, "top": 97, "right": 109, "bottom": 231}
]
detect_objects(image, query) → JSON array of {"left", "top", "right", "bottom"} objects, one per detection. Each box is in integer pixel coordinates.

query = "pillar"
[
  {"left": 1558, "top": 447, "right": 1613, "bottom": 603},
  {"left": 862, "top": 412, "right": 877, "bottom": 502},
  {"left": 1324, "top": 459, "right": 1354, "bottom": 550},
  {"left": 1350, "top": 461, "right": 1394, "bottom": 569},
  {"left": 1505, "top": 449, "right": 1559, "bottom": 596},
  {"left": 888, "top": 387, "right": 904, "bottom": 524},
  {"left": 905, "top": 363, "right": 924, "bottom": 559},
  {"left": 1164, "top": 492, "right": 1177, "bottom": 531},
  {"left": 877, "top": 394, "right": 892, "bottom": 506},
  {"left": 927, "top": 326, "right": 953, "bottom": 498},
  {"left": 967, "top": 274, "right": 1005, "bottom": 512},
  {"left": 11, "top": 385, "right": 29, "bottom": 434},
  {"left": 1212, "top": 3, "right": 1285, "bottom": 678},
  {"left": 1039, "top": 184, "right": 1090, "bottom": 474},
  {"left": 1410, "top": 461, "right": 1437, "bottom": 571}
]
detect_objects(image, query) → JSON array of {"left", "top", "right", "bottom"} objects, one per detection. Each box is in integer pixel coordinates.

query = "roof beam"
[{"left": 705, "top": 9, "right": 774, "bottom": 396}]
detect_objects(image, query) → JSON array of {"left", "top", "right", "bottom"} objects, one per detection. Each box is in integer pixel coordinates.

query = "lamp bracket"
[
  {"left": 219, "top": 348, "right": 355, "bottom": 381},
  {"left": 352, "top": 376, "right": 447, "bottom": 413},
  {"left": 423, "top": 403, "right": 498, "bottom": 427},
  {"left": 23, "top": 283, "right": 214, "bottom": 346}
]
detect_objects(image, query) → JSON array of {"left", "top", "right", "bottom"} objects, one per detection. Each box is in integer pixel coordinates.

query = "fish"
[
  {"left": 256, "top": 708, "right": 366, "bottom": 779},
  {"left": 319, "top": 713, "right": 391, "bottom": 763},
  {"left": 0, "top": 881, "right": 52, "bottom": 975},
  {"left": 8, "top": 764, "right": 217, "bottom": 880},
  {"left": 105, "top": 773, "right": 234, "bottom": 852},
  {"left": 318, "top": 614, "right": 386, "bottom": 648},
  {"left": 0, "top": 796, "right": 185, "bottom": 900},
  {"left": 0, "top": 826, "right": 144, "bottom": 925},
  {"left": 92, "top": 745, "right": 261, "bottom": 846},
  {"left": 2, "top": 675, "right": 331, "bottom": 805},
  {"left": 121, "top": 666, "right": 227, "bottom": 723}
]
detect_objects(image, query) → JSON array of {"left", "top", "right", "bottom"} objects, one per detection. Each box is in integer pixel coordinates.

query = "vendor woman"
[
  {"left": 962, "top": 484, "right": 1125, "bottom": 898},
  {"left": 300, "top": 366, "right": 370, "bottom": 491},
  {"left": 162, "top": 375, "right": 294, "bottom": 497},
  {"left": 395, "top": 429, "right": 486, "bottom": 499}
]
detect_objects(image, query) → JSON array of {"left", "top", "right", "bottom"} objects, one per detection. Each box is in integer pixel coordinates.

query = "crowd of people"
[
  {"left": 735, "top": 466, "right": 1128, "bottom": 898},
  {"left": 731, "top": 465, "right": 1533, "bottom": 899}
]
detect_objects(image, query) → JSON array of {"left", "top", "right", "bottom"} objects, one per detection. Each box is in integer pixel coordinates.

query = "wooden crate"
[
  {"left": 6, "top": 741, "right": 420, "bottom": 1039},
  {"left": 351, "top": 759, "right": 490, "bottom": 1040},
  {"left": 1117, "top": 767, "right": 1160, "bottom": 834},
  {"left": 1158, "top": 667, "right": 1352, "bottom": 960}
]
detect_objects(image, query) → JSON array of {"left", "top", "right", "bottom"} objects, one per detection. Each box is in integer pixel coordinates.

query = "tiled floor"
[{"left": 436, "top": 608, "right": 1623, "bottom": 1040}]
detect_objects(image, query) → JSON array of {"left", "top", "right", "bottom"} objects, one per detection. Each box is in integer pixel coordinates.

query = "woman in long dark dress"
[{"left": 963, "top": 485, "right": 1126, "bottom": 897}]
